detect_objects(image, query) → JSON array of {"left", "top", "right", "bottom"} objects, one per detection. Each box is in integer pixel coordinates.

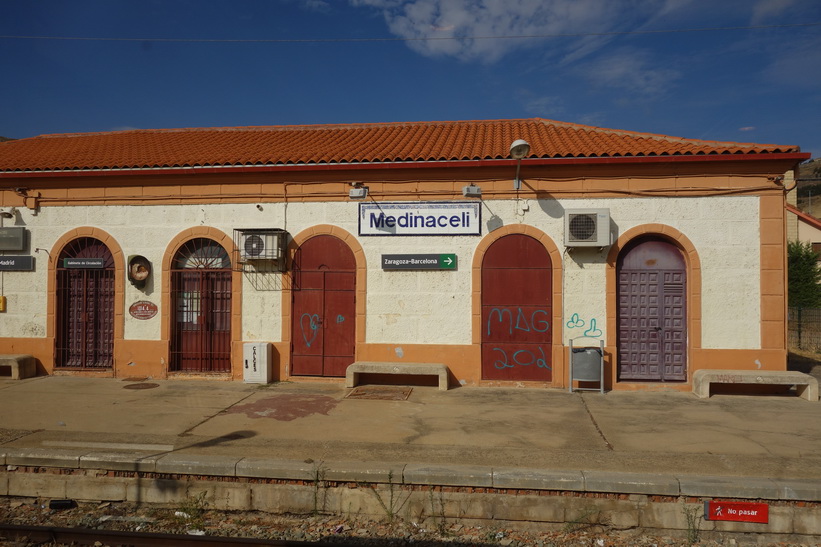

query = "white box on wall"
[{"left": 243, "top": 342, "right": 272, "bottom": 383}]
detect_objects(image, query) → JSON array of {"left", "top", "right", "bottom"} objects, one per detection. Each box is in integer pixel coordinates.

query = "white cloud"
[
  {"left": 759, "top": 35, "right": 821, "bottom": 88},
  {"left": 350, "top": 0, "right": 821, "bottom": 65},
  {"left": 578, "top": 113, "right": 607, "bottom": 127},
  {"left": 576, "top": 47, "right": 681, "bottom": 98},
  {"left": 739, "top": 126, "right": 757, "bottom": 132},
  {"left": 350, "top": 0, "right": 664, "bottom": 63},
  {"left": 518, "top": 93, "right": 565, "bottom": 118},
  {"left": 750, "top": 0, "right": 798, "bottom": 25},
  {"left": 303, "top": 0, "right": 332, "bottom": 12}
]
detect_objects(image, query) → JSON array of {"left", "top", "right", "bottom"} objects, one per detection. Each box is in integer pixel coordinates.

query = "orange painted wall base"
[{"left": 0, "top": 337, "right": 792, "bottom": 393}]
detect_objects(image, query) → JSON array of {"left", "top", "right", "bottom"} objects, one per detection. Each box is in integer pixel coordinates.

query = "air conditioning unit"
[
  {"left": 236, "top": 229, "right": 286, "bottom": 262},
  {"left": 564, "top": 209, "right": 611, "bottom": 247}
]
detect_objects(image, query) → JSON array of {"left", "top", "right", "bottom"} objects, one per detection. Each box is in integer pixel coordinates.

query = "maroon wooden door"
[
  {"left": 291, "top": 235, "right": 356, "bottom": 377},
  {"left": 617, "top": 239, "right": 687, "bottom": 381},
  {"left": 170, "top": 239, "right": 232, "bottom": 373},
  {"left": 56, "top": 238, "right": 115, "bottom": 368},
  {"left": 482, "top": 234, "right": 552, "bottom": 381}
]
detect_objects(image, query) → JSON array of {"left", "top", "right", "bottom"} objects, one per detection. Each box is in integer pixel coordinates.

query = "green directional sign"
[
  {"left": 439, "top": 254, "right": 457, "bottom": 270},
  {"left": 382, "top": 254, "right": 458, "bottom": 271}
]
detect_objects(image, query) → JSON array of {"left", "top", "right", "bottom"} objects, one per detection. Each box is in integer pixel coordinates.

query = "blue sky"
[{"left": 1, "top": 0, "right": 820, "bottom": 157}]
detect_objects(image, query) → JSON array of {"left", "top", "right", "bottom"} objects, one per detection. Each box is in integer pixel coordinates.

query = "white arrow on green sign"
[{"left": 382, "top": 254, "right": 458, "bottom": 270}]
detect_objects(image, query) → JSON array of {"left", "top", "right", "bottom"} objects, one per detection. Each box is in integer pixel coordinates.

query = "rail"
[{"left": 0, "top": 524, "right": 317, "bottom": 547}]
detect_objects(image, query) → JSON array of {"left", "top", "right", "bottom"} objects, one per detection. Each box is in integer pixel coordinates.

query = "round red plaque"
[{"left": 129, "top": 300, "right": 158, "bottom": 320}]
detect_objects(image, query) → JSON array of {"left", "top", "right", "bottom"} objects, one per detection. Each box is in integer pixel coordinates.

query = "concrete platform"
[
  {"left": 1, "top": 375, "right": 821, "bottom": 502},
  {"left": 0, "top": 376, "right": 821, "bottom": 488}
]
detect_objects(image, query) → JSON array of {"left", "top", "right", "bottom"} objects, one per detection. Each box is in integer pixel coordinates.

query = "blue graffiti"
[
  {"left": 336, "top": 315, "right": 345, "bottom": 323},
  {"left": 584, "top": 318, "right": 603, "bottom": 338},
  {"left": 566, "top": 313, "right": 585, "bottom": 329},
  {"left": 300, "top": 313, "right": 320, "bottom": 347},
  {"left": 492, "top": 346, "right": 551, "bottom": 370},
  {"left": 566, "top": 313, "right": 603, "bottom": 338},
  {"left": 487, "top": 307, "right": 549, "bottom": 336}
]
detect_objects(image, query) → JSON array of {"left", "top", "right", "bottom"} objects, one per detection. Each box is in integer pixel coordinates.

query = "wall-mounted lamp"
[
  {"left": 462, "top": 184, "right": 482, "bottom": 198},
  {"left": 349, "top": 182, "right": 369, "bottom": 200},
  {"left": 0, "top": 209, "right": 14, "bottom": 219},
  {"left": 510, "top": 139, "right": 531, "bottom": 191}
]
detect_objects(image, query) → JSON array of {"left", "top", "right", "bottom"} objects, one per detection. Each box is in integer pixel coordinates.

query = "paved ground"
[{"left": 1, "top": 376, "right": 820, "bottom": 481}]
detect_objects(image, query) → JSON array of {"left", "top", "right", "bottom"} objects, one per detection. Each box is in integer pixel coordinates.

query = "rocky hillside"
[{"left": 799, "top": 158, "right": 821, "bottom": 181}]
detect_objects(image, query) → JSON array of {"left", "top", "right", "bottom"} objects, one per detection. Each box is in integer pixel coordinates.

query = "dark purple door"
[
  {"left": 291, "top": 236, "right": 356, "bottom": 377},
  {"left": 482, "top": 234, "right": 552, "bottom": 381},
  {"left": 617, "top": 239, "right": 687, "bottom": 381}
]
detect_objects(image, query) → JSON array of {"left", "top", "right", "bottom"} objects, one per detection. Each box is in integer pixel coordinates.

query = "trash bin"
[
  {"left": 568, "top": 338, "right": 604, "bottom": 393},
  {"left": 571, "top": 346, "right": 602, "bottom": 382}
]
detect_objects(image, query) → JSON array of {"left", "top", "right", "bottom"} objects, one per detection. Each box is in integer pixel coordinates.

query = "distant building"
[
  {"left": 0, "top": 119, "right": 809, "bottom": 391},
  {"left": 787, "top": 204, "right": 821, "bottom": 258}
]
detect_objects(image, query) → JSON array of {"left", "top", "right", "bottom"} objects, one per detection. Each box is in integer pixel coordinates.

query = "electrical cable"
[{"left": 1, "top": 22, "right": 819, "bottom": 44}]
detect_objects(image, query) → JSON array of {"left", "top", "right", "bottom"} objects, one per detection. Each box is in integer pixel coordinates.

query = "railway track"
[{"left": 0, "top": 523, "right": 322, "bottom": 546}]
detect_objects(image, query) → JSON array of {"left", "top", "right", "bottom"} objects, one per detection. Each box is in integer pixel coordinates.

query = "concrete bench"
[
  {"left": 0, "top": 354, "right": 36, "bottom": 380},
  {"left": 346, "top": 362, "right": 450, "bottom": 391},
  {"left": 693, "top": 369, "right": 818, "bottom": 402}
]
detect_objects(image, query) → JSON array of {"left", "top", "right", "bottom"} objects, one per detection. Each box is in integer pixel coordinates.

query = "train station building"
[{"left": 0, "top": 118, "right": 810, "bottom": 391}]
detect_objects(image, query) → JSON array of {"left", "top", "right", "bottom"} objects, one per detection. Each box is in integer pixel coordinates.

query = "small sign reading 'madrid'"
[
  {"left": 0, "top": 256, "right": 34, "bottom": 271},
  {"left": 359, "top": 202, "right": 481, "bottom": 236}
]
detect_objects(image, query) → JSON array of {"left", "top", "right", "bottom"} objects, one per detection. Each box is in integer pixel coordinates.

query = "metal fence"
[{"left": 788, "top": 307, "right": 821, "bottom": 352}]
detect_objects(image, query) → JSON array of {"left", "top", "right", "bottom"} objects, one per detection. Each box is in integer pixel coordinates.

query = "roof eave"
[{"left": 0, "top": 152, "right": 810, "bottom": 178}]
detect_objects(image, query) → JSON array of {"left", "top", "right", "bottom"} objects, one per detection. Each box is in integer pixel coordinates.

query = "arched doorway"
[
  {"left": 291, "top": 235, "right": 356, "bottom": 377},
  {"left": 481, "top": 234, "right": 552, "bottom": 381},
  {"left": 170, "top": 238, "right": 232, "bottom": 373},
  {"left": 617, "top": 237, "right": 687, "bottom": 381},
  {"left": 56, "top": 237, "right": 115, "bottom": 368}
]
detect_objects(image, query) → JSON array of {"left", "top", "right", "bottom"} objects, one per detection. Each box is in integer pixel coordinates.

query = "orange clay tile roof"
[{"left": 0, "top": 118, "right": 803, "bottom": 173}]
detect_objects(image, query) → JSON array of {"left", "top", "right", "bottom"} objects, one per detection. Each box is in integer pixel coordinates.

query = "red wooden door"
[
  {"left": 56, "top": 238, "right": 114, "bottom": 368},
  {"left": 617, "top": 239, "right": 687, "bottom": 381},
  {"left": 481, "top": 234, "right": 552, "bottom": 381},
  {"left": 291, "top": 236, "right": 356, "bottom": 377},
  {"left": 170, "top": 239, "right": 232, "bottom": 373}
]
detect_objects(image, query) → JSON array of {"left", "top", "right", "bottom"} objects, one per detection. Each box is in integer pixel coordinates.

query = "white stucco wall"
[{"left": 0, "top": 195, "right": 761, "bottom": 350}]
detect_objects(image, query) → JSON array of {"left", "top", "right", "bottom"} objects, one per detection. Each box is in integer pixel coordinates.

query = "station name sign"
[{"left": 359, "top": 202, "right": 481, "bottom": 236}]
